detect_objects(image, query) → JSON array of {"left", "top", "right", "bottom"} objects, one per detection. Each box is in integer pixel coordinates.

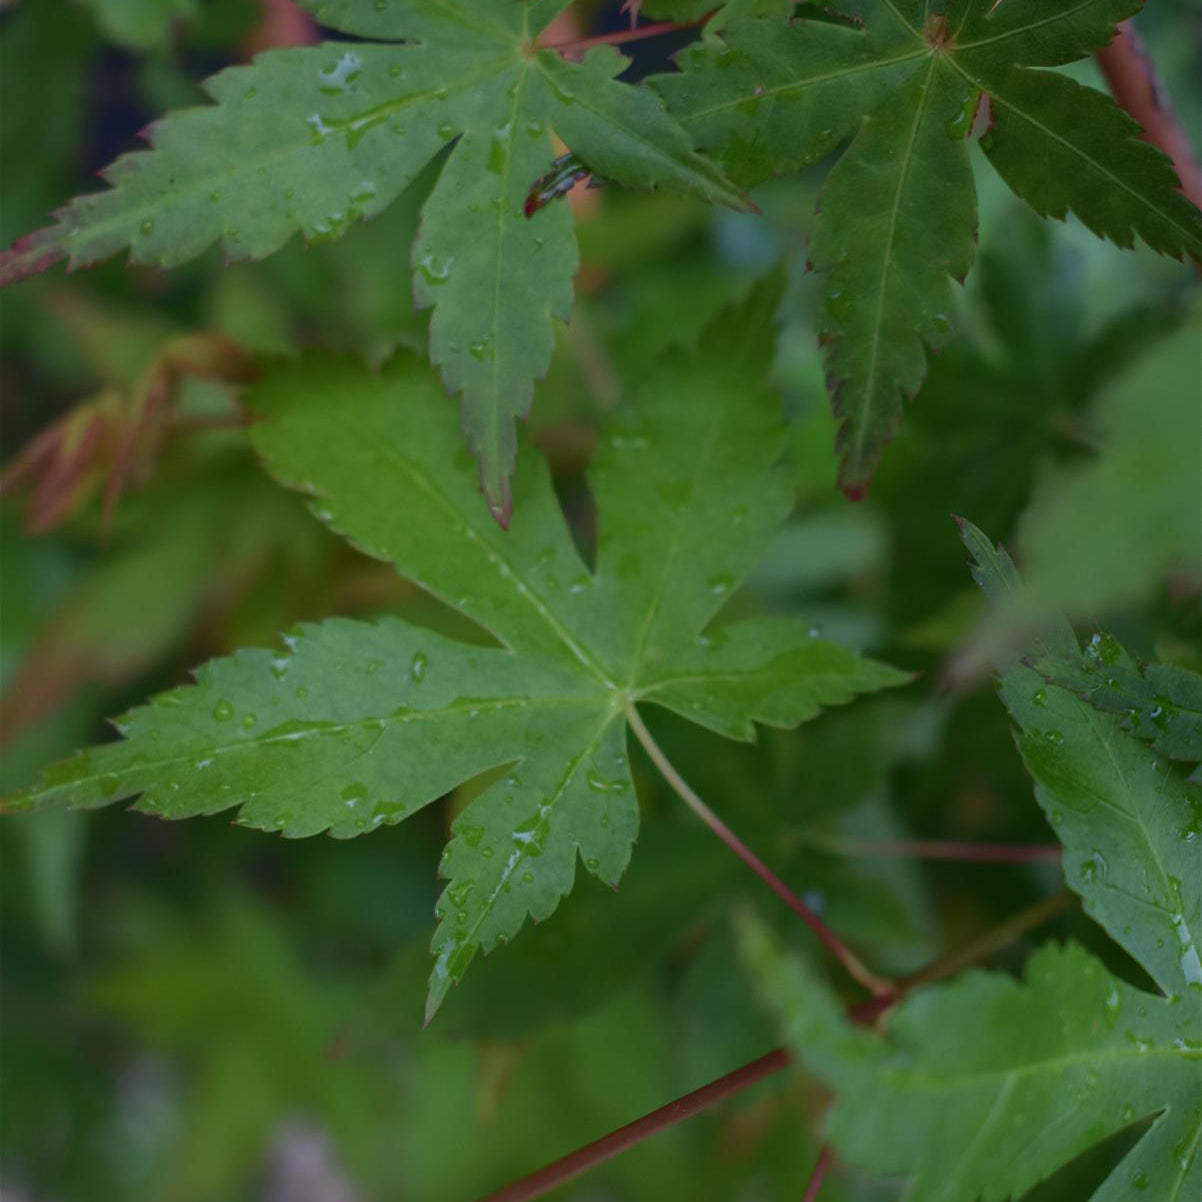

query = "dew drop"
[
  {"left": 319, "top": 51, "right": 362, "bottom": 95},
  {"left": 342, "top": 783, "right": 369, "bottom": 808},
  {"left": 1085, "top": 631, "right": 1121, "bottom": 667},
  {"left": 418, "top": 254, "right": 452, "bottom": 286},
  {"left": 825, "top": 289, "right": 854, "bottom": 323}
]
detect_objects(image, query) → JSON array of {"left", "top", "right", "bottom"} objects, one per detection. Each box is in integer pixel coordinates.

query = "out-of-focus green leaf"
[
  {"left": 970, "top": 311, "right": 1202, "bottom": 651},
  {"left": 79, "top": 0, "right": 197, "bottom": 51},
  {"left": 1015, "top": 312, "right": 1202, "bottom": 609}
]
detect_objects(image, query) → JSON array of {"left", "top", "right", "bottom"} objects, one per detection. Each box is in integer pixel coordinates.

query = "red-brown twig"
[
  {"left": 1096, "top": 20, "right": 1202, "bottom": 211},
  {"left": 476, "top": 1049, "right": 792, "bottom": 1202},
  {"left": 896, "top": 889, "right": 1074, "bottom": 995},
  {"left": 470, "top": 888, "right": 1074, "bottom": 1202},
  {"left": 810, "top": 834, "right": 1062, "bottom": 865},
  {"left": 801, "top": 1146, "right": 835, "bottom": 1202},
  {"left": 540, "top": 16, "right": 708, "bottom": 57}
]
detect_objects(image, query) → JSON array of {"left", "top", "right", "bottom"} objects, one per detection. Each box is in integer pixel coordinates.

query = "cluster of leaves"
[
  {"left": 742, "top": 525, "right": 1201, "bottom": 1201},
  {"left": 6, "top": 0, "right": 1200, "bottom": 513}
]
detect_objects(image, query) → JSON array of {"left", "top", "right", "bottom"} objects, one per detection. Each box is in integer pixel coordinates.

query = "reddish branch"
[
  {"left": 801, "top": 1147, "right": 835, "bottom": 1202},
  {"left": 1096, "top": 20, "right": 1202, "bottom": 211},
  {"left": 626, "top": 706, "right": 893, "bottom": 998},
  {"left": 815, "top": 836, "right": 1062, "bottom": 864},
  {"left": 472, "top": 890, "right": 1074, "bottom": 1202},
  {"left": 476, "top": 1049, "right": 792, "bottom": 1202},
  {"left": 540, "top": 15, "right": 709, "bottom": 56}
]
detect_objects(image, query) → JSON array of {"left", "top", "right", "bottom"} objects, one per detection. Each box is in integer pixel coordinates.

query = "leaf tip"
[
  {"left": 0, "top": 792, "right": 37, "bottom": 816},
  {"left": 424, "top": 973, "right": 451, "bottom": 1028},
  {"left": 482, "top": 474, "right": 513, "bottom": 529},
  {"left": 0, "top": 226, "right": 66, "bottom": 288}
]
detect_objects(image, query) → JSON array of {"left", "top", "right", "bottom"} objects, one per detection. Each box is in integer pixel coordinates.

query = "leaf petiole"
[{"left": 624, "top": 704, "right": 893, "bottom": 998}]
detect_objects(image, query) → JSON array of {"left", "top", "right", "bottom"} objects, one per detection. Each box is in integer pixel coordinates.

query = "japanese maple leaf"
[
  {"left": 2, "top": 294, "right": 905, "bottom": 1019},
  {"left": 654, "top": 0, "right": 1202, "bottom": 496},
  {"left": 739, "top": 523, "right": 1202, "bottom": 1201},
  {"left": 0, "top": 0, "right": 748, "bottom": 521}
]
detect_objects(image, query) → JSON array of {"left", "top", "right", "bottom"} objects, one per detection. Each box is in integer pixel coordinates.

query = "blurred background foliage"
[{"left": 0, "top": 2, "right": 1199, "bottom": 1200}]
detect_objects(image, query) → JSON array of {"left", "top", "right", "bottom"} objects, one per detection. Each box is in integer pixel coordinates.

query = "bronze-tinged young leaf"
[
  {"left": 3, "top": 296, "right": 907, "bottom": 1020},
  {"left": 654, "top": 0, "right": 1202, "bottom": 495},
  {"left": 0, "top": 0, "right": 749, "bottom": 520}
]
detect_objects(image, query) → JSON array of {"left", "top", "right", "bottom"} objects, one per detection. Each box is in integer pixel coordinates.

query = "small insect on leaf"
[{"left": 524, "top": 152, "right": 594, "bottom": 218}]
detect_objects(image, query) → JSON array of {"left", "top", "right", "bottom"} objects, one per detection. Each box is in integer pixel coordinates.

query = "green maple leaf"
[
  {"left": 0, "top": 0, "right": 748, "bottom": 520},
  {"left": 654, "top": 0, "right": 1202, "bottom": 496},
  {"left": 1, "top": 295, "right": 905, "bottom": 1020},
  {"left": 1031, "top": 631, "right": 1202, "bottom": 764},
  {"left": 737, "top": 523, "right": 1202, "bottom": 1201}
]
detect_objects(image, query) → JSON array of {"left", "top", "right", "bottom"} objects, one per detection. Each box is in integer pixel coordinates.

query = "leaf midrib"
[
  {"left": 843, "top": 54, "right": 940, "bottom": 477},
  {"left": 1077, "top": 701, "right": 1200, "bottom": 991},
  {"left": 450, "top": 710, "right": 619, "bottom": 960},
  {"left": 680, "top": 47, "right": 928, "bottom": 123},
  {"left": 950, "top": 0, "right": 1107, "bottom": 54},
  {"left": 33, "top": 696, "right": 600, "bottom": 802},
  {"left": 878, "top": 1037, "right": 1188, "bottom": 1094},
  {"left": 955, "top": 65, "right": 1202, "bottom": 251},
  {"left": 480, "top": 40, "right": 533, "bottom": 477},
  {"left": 349, "top": 411, "right": 615, "bottom": 687},
  {"left": 623, "top": 388, "right": 730, "bottom": 691},
  {"left": 60, "top": 53, "right": 515, "bottom": 261}
]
